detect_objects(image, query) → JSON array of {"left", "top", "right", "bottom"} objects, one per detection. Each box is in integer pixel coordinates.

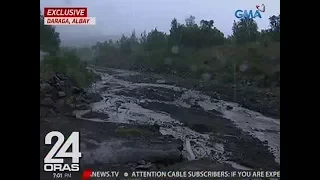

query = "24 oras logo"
[
  {"left": 235, "top": 4, "right": 266, "bottom": 19},
  {"left": 44, "top": 131, "right": 82, "bottom": 172}
]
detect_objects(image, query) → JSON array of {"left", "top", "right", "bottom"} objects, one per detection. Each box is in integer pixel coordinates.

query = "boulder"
[
  {"left": 40, "top": 83, "right": 52, "bottom": 93},
  {"left": 41, "top": 97, "right": 54, "bottom": 106},
  {"left": 58, "top": 91, "right": 66, "bottom": 98}
]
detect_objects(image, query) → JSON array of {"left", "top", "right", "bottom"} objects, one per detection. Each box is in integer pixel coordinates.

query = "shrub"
[{"left": 40, "top": 50, "right": 95, "bottom": 87}]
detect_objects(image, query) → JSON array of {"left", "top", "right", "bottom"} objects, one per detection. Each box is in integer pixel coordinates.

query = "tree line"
[
  {"left": 92, "top": 15, "right": 280, "bottom": 56},
  {"left": 40, "top": 10, "right": 280, "bottom": 85},
  {"left": 40, "top": 12, "right": 280, "bottom": 59}
]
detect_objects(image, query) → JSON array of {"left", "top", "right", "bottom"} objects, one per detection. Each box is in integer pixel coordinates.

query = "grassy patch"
[
  {"left": 40, "top": 50, "right": 95, "bottom": 87},
  {"left": 95, "top": 42, "right": 279, "bottom": 87}
]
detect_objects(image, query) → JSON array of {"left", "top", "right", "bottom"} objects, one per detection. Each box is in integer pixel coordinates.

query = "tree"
[
  {"left": 168, "top": 18, "right": 183, "bottom": 46},
  {"left": 119, "top": 35, "right": 132, "bottom": 53},
  {"left": 145, "top": 28, "right": 167, "bottom": 51},
  {"left": 170, "top": 16, "right": 225, "bottom": 48},
  {"left": 232, "top": 18, "right": 259, "bottom": 44},
  {"left": 260, "top": 14, "right": 280, "bottom": 42},
  {"left": 269, "top": 15, "right": 280, "bottom": 32},
  {"left": 199, "top": 19, "right": 225, "bottom": 47},
  {"left": 129, "top": 30, "right": 139, "bottom": 45},
  {"left": 40, "top": 10, "right": 61, "bottom": 54},
  {"left": 185, "top": 15, "right": 197, "bottom": 28},
  {"left": 139, "top": 30, "right": 147, "bottom": 44},
  {"left": 269, "top": 14, "right": 280, "bottom": 41}
]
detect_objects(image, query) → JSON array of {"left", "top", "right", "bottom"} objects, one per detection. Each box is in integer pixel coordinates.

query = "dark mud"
[
  {"left": 93, "top": 68, "right": 122, "bottom": 75},
  {"left": 89, "top": 68, "right": 278, "bottom": 165},
  {"left": 113, "top": 73, "right": 280, "bottom": 119},
  {"left": 41, "top": 68, "right": 280, "bottom": 180},
  {"left": 82, "top": 111, "right": 110, "bottom": 119},
  {"left": 115, "top": 86, "right": 183, "bottom": 102},
  {"left": 135, "top": 101, "right": 278, "bottom": 170},
  {"left": 40, "top": 116, "right": 184, "bottom": 179}
]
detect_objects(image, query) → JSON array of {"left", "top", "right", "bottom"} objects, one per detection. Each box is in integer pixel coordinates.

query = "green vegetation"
[
  {"left": 40, "top": 11, "right": 95, "bottom": 87},
  {"left": 89, "top": 15, "right": 280, "bottom": 88},
  {"left": 40, "top": 50, "right": 95, "bottom": 87},
  {"left": 40, "top": 11, "right": 60, "bottom": 55},
  {"left": 40, "top": 10, "right": 280, "bottom": 89}
]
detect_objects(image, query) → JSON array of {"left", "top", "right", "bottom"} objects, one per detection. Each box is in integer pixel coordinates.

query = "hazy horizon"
[{"left": 40, "top": 0, "right": 280, "bottom": 46}]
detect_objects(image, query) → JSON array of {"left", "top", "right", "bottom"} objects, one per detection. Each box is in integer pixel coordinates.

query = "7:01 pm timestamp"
[{"left": 53, "top": 172, "right": 72, "bottom": 179}]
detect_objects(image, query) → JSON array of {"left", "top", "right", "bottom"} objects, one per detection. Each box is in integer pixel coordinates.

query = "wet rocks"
[
  {"left": 58, "top": 91, "right": 66, "bottom": 98},
  {"left": 226, "top": 105, "right": 233, "bottom": 110},
  {"left": 156, "top": 79, "right": 166, "bottom": 84},
  {"left": 136, "top": 163, "right": 154, "bottom": 170},
  {"left": 54, "top": 99, "right": 70, "bottom": 112},
  {"left": 93, "top": 73, "right": 102, "bottom": 81},
  {"left": 116, "top": 87, "right": 182, "bottom": 102},
  {"left": 82, "top": 111, "right": 109, "bottom": 119},
  {"left": 86, "top": 92, "right": 103, "bottom": 103},
  {"left": 75, "top": 104, "right": 91, "bottom": 110},
  {"left": 41, "top": 97, "right": 54, "bottom": 106},
  {"left": 163, "top": 159, "right": 235, "bottom": 171},
  {"left": 138, "top": 160, "right": 146, "bottom": 165},
  {"left": 81, "top": 138, "right": 183, "bottom": 166},
  {"left": 191, "top": 103, "right": 202, "bottom": 109},
  {"left": 40, "top": 72, "right": 102, "bottom": 118},
  {"left": 40, "top": 107, "right": 56, "bottom": 117},
  {"left": 40, "top": 83, "right": 52, "bottom": 93},
  {"left": 71, "top": 86, "right": 83, "bottom": 94}
]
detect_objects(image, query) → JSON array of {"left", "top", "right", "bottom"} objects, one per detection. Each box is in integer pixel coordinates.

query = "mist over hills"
[{"left": 61, "top": 35, "right": 122, "bottom": 47}]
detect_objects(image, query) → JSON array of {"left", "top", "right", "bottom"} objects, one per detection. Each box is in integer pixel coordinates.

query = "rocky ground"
[
  {"left": 40, "top": 68, "right": 280, "bottom": 180},
  {"left": 98, "top": 68, "right": 280, "bottom": 119}
]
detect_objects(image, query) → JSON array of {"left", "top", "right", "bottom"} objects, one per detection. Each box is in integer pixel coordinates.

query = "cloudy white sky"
[{"left": 40, "top": 0, "right": 280, "bottom": 44}]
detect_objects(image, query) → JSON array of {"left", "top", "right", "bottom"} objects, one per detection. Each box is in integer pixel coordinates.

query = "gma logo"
[{"left": 235, "top": 10, "right": 262, "bottom": 19}]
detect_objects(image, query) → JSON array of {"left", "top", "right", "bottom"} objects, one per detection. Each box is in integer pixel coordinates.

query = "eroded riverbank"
[
  {"left": 77, "top": 68, "right": 280, "bottom": 169},
  {"left": 40, "top": 67, "right": 280, "bottom": 180}
]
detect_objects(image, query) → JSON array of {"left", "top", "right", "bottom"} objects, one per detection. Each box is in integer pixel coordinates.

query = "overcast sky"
[{"left": 40, "top": 0, "right": 280, "bottom": 43}]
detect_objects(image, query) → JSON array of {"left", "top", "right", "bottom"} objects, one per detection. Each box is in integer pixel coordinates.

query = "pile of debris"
[{"left": 40, "top": 72, "right": 102, "bottom": 118}]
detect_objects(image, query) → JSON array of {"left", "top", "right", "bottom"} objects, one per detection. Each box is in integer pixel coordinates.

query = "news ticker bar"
[{"left": 77, "top": 170, "right": 281, "bottom": 179}]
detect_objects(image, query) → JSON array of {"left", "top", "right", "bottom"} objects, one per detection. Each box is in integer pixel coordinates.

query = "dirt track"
[{"left": 40, "top": 67, "right": 280, "bottom": 179}]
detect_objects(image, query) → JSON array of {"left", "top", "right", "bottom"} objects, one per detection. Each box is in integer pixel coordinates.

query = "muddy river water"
[{"left": 74, "top": 68, "right": 280, "bottom": 171}]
